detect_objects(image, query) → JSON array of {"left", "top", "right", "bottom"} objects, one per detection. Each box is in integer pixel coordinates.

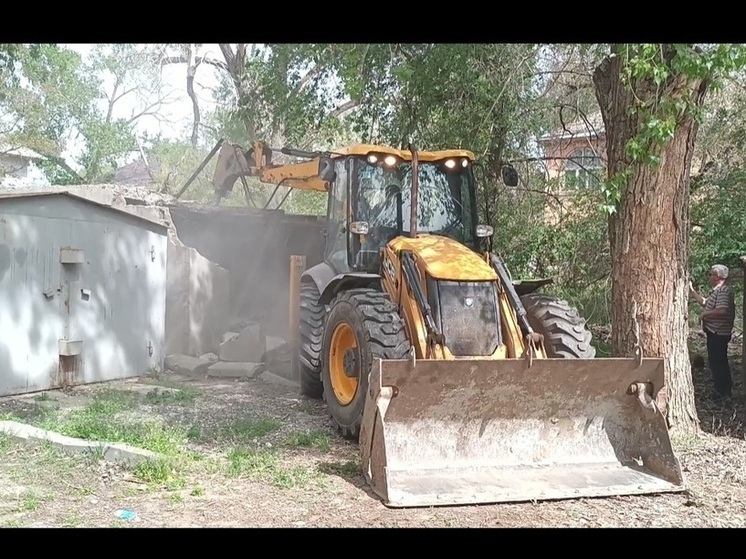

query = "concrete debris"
[
  {"left": 222, "top": 332, "right": 239, "bottom": 344},
  {"left": 164, "top": 354, "right": 212, "bottom": 376},
  {"left": 266, "top": 336, "right": 286, "bottom": 352},
  {"left": 261, "top": 341, "right": 292, "bottom": 378},
  {"left": 219, "top": 323, "right": 265, "bottom": 363},
  {"left": 66, "top": 183, "right": 177, "bottom": 207},
  {"left": 207, "top": 361, "right": 262, "bottom": 379},
  {"left": 200, "top": 353, "right": 219, "bottom": 363}
]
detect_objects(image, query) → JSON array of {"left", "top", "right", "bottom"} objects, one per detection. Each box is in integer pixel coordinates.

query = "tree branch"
[
  {"left": 42, "top": 153, "right": 85, "bottom": 183},
  {"left": 294, "top": 64, "right": 323, "bottom": 95},
  {"left": 330, "top": 99, "right": 360, "bottom": 118},
  {"left": 159, "top": 55, "right": 227, "bottom": 72}
]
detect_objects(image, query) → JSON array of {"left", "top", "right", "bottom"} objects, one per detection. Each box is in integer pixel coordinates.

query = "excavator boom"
[{"left": 212, "top": 140, "right": 331, "bottom": 204}]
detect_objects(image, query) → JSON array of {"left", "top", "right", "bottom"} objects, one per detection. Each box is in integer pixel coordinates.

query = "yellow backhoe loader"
[{"left": 212, "top": 139, "right": 685, "bottom": 508}]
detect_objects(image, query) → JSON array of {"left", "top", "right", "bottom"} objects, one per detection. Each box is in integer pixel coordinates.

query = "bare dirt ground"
[{"left": 1, "top": 344, "right": 745, "bottom": 528}]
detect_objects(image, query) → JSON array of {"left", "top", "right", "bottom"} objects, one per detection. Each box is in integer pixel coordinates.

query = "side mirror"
[
  {"left": 501, "top": 164, "right": 519, "bottom": 187},
  {"left": 319, "top": 157, "right": 336, "bottom": 183}
]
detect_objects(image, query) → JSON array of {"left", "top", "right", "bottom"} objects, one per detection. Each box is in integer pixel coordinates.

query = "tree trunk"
[
  {"left": 593, "top": 46, "right": 707, "bottom": 435},
  {"left": 184, "top": 45, "right": 200, "bottom": 148}
]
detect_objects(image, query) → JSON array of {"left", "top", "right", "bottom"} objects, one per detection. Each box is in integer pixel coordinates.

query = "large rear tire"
[
  {"left": 320, "top": 288, "right": 411, "bottom": 440},
  {"left": 520, "top": 293, "right": 595, "bottom": 358},
  {"left": 299, "top": 282, "right": 325, "bottom": 398}
]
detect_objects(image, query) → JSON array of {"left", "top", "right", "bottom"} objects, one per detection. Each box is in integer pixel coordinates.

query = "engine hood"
[{"left": 388, "top": 234, "right": 497, "bottom": 282}]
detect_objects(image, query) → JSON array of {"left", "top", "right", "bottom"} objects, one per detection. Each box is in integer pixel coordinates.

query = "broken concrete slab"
[
  {"left": 222, "top": 332, "right": 239, "bottom": 344},
  {"left": 0, "top": 420, "right": 160, "bottom": 466},
  {"left": 164, "top": 354, "right": 211, "bottom": 376},
  {"left": 207, "top": 362, "right": 262, "bottom": 379},
  {"left": 259, "top": 370, "right": 299, "bottom": 389},
  {"left": 200, "top": 352, "right": 219, "bottom": 363},
  {"left": 219, "top": 323, "right": 266, "bottom": 362},
  {"left": 266, "top": 336, "right": 286, "bottom": 352}
]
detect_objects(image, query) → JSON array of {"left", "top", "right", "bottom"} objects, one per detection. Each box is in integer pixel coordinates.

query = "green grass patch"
[
  {"left": 226, "top": 447, "right": 279, "bottom": 477},
  {"left": 0, "top": 433, "right": 13, "bottom": 454},
  {"left": 186, "top": 424, "right": 203, "bottom": 441},
  {"left": 318, "top": 459, "right": 360, "bottom": 477},
  {"left": 1, "top": 403, "right": 55, "bottom": 422},
  {"left": 62, "top": 513, "right": 82, "bottom": 527},
  {"left": 85, "top": 388, "right": 142, "bottom": 414},
  {"left": 133, "top": 458, "right": 180, "bottom": 484},
  {"left": 224, "top": 447, "right": 316, "bottom": 489},
  {"left": 31, "top": 388, "right": 189, "bottom": 457},
  {"left": 19, "top": 491, "right": 41, "bottom": 512},
  {"left": 219, "top": 418, "right": 281, "bottom": 442},
  {"left": 41, "top": 412, "right": 187, "bottom": 456},
  {"left": 286, "top": 430, "right": 331, "bottom": 452},
  {"left": 271, "top": 465, "right": 315, "bottom": 489}
]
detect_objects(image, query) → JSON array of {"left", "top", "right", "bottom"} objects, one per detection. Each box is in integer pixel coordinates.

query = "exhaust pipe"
[{"left": 408, "top": 143, "right": 418, "bottom": 238}]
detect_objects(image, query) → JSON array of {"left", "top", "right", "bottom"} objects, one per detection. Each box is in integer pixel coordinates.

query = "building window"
[{"left": 563, "top": 147, "right": 604, "bottom": 190}]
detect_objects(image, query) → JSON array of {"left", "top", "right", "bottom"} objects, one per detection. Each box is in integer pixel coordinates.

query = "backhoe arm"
[{"left": 213, "top": 140, "right": 333, "bottom": 202}]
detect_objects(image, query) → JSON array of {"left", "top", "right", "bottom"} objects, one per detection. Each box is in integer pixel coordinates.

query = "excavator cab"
[{"left": 324, "top": 151, "right": 496, "bottom": 276}]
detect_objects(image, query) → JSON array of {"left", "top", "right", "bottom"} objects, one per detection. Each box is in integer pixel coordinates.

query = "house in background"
[
  {"left": 113, "top": 156, "right": 160, "bottom": 187},
  {"left": 0, "top": 144, "right": 51, "bottom": 189},
  {"left": 536, "top": 111, "right": 607, "bottom": 192}
]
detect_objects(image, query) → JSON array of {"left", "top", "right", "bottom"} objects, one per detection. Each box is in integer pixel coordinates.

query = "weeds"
[
  {"left": 219, "top": 418, "right": 281, "bottom": 443},
  {"left": 318, "top": 459, "right": 359, "bottom": 477},
  {"left": 287, "top": 430, "right": 331, "bottom": 452}
]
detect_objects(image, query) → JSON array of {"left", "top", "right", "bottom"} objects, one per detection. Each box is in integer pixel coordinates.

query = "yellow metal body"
[
  {"left": 380, "top": 234, "right": 541, "bottom": 361},
  {"left": 330, "top": 143, "right": 476, "bottom": 162},
  {"left": 213, "top": 140, "right": 478, "bottom": 197}
]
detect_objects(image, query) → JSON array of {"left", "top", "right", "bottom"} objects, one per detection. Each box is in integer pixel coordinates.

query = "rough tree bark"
[
  {"left": 593, "top": 46, "right": 707, "bottom": 434},
  {"left": 184, "top": 45, "right": 200, "bottom": 148}
]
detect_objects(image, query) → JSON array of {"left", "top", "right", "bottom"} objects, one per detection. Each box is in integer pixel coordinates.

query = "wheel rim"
[{"left": 329, "top": 322, "right": 359, "bottom": 405}]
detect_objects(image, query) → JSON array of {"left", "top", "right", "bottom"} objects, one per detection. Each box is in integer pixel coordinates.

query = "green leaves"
[
  {"left": 690, "top": 168, "right": 746, "bottom": 285},
  {"left": 597, "top": 43, "right": 746, "bottom": 215}
]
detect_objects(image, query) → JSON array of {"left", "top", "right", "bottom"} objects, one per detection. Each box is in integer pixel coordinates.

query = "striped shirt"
[{"left": 704, "top": 284, "right": 736, "bottom": 336}]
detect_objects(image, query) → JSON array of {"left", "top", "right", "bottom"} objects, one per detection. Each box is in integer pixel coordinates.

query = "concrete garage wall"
[
  {"left": 0, "top": 192, "right": 168, "bottom": 396},
  {"left": 164, "top": 227, "right": 230, "bottom": 357},
  {"left": 167, "top": 205, "right": 326, "bottom": 339}
]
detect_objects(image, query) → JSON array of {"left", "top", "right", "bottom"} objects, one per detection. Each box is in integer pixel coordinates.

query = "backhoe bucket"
[{"left": 359, "top": 357, "right": 685, "bottom": 508}]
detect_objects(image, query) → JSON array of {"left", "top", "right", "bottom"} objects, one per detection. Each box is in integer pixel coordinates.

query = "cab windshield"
[{"left": 354, "top": 157, "right": 476, "bottom": 246}]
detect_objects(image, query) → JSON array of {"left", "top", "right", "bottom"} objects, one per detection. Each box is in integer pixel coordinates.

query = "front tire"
[
  {"left": 320, "top": 288, "right": 411, "bottom": 440},
  {"left": 520, "top": 293, "right": 595, "bottom": 358}
]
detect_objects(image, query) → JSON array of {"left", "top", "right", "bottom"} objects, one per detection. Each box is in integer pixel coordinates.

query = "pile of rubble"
[{"left": 163, "top": 321, "right": 295, "bottom": 386}]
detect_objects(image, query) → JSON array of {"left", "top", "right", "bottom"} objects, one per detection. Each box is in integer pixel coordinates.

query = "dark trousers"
[{"left": 705, "top": 329, "right": 732, "bottom": 397}]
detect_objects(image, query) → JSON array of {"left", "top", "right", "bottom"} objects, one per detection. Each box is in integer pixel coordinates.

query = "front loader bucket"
[{"left": 359, "top": 357, "right": 685, "bottom": 508}]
